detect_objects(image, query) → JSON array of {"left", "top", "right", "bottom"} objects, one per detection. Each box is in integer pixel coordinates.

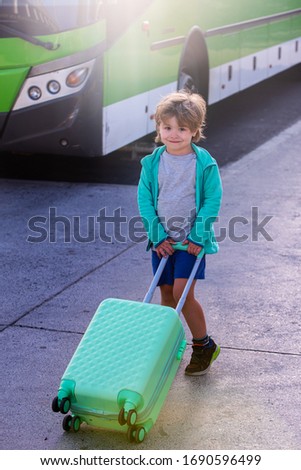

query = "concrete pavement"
[{"left": 0, "top": 120, "right": 300, "bottom": 450}]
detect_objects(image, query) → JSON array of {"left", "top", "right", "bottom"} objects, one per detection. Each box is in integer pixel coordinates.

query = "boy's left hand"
[{"left": 182, "top": 240, "right": 203, "bottom": 257}]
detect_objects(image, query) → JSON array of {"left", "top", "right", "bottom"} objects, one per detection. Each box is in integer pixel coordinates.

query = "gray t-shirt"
[{"left": 157, "top": 150, "right": 196, "bottom": 242}]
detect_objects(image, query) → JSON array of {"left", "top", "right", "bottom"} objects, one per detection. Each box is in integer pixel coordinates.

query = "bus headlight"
[
  {"left": 47, "top": 80, "right": 61, "bottom": 94},
  {"left": 66, "top": 68, "right": 89, "bottom": 88},
  {"left": 28, "top": 86, "right": 42, "bottom": 100},
  {"left": 13, "top": 59, "right": 94, "bottom": 111}
]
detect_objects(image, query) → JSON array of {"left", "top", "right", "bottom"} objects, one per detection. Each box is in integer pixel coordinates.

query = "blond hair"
[{"left": 154, "top": 90, "right": 207, "bottom": 143}]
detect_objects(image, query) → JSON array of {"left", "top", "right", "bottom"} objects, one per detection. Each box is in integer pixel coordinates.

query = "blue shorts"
[{"left": 152, "top": 250, "right": 206, "bottom": 286}]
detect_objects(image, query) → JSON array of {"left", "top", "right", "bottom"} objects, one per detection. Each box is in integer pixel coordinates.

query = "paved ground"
[{"left": 0, "top": 120, "right": 300, "bottom": 451}]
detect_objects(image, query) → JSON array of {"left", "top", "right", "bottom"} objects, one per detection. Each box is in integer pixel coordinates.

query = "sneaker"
[{"left": 185, "top": 338, "right": 220, "bottom": 376}]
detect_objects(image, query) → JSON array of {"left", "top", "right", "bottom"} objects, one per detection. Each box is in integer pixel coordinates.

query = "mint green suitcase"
[{"left": 52, "top": 245, "right": 204, "bottom": 443}]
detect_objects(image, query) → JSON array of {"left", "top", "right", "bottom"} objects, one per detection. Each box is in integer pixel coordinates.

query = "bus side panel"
[
  {"left": 291, "top": 16, "right": 301, "bottom": 66},
  {"left": 240, "top": 25, "right": 269, "bottom": 90}
]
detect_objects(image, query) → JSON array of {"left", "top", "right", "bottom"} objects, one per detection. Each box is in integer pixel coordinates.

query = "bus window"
[
  {"left": 0, "top": 0, "right": 104, "bottom": 34},
  {"left": 104, "top": 0, "right": 153, "bottom": 45}
]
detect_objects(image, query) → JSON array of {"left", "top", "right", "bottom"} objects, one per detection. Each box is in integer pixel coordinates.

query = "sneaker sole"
[{"left": 185, "top": 344, "right": 221, "bottom": 376}]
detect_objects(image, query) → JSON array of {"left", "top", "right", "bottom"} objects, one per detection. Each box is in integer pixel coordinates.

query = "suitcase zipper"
[
  {"left": 71, "top": 404, "right": 119, "bottom": 421},
  {"left": 136, "top": 330, "right": 185, "bottom": 423}
]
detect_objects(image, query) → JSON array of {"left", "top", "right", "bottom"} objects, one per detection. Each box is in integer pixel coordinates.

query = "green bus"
[{"left": 1, "top": 0, "right": 300, "bottom": 157}]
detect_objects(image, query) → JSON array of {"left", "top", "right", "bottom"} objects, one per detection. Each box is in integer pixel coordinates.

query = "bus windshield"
[{"left": 0, "top": 0, "right": 103, "bottom": 35}]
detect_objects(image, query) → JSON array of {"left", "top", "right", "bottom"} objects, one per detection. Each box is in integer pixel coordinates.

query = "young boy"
[{"left": 137, "top": 91, "right": 222, "bottom": 375}]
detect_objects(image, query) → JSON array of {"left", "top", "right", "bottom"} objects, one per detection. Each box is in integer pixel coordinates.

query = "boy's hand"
[
  {"left": 182, "top": 240, "right": 203, "bottom": 257},
  {"left": 155, "top": 238, "right": 176, "bottom": 258}
]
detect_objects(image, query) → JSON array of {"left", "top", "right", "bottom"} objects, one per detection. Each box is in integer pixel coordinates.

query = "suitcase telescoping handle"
[{"left": 143, "top": 242, "right": 204, "bottom": 314}]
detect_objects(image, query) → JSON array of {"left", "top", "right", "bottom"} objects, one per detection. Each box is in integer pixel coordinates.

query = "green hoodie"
[{"left": 137, "top": 143, "right": 223, "bottom": 254}]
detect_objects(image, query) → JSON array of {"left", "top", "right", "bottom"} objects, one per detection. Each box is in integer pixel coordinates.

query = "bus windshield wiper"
[{"left": 0, "top": 23, "right": 60, "bottom": 50}]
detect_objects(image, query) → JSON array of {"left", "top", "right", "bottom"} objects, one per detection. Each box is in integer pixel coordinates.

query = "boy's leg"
[
  {"left": 173, "top": 278, "right": 220, "bottom": 376},
  {"left": 173, "top": 279, "right": 206, "bottom": 338},
  {"left": 159, "top": 284, "right": 176, "bottom": 308}
]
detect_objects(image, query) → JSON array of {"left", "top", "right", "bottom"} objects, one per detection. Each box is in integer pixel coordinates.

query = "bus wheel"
[{"left": 177, "top": 26, "right": 209, "bottom": 101}]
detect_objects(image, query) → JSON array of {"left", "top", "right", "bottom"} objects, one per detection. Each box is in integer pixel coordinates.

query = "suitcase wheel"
[
  {"left": 127, "top": 425, "right": 146, "bottom": 444},
  {"left": 60, "top": 397, "right": 71, "bottom": 414},
  {"left": 62, "top": 415, "right": 72, "bottom": 432},
  {"left": 135, "top": 426, "right": 146, "bottom": 443},
  {"left": 52, "top": 396, "right": 60, "bottom": 413},
  {"left": 52, "top": 395, "right": 71, "bottom": 414},
  {"left": 127, "top": 409, "right": 137, "bottom": 426},
  {"left": 71, "top": 416, "right": 81, "bottom": 432},
  {"left": 62, "top": 415, "right": 81, "bottom": 433},
  {"left": 118, "top": 407, "right": 126, "bottom": 425},
  {"left": 118, "top": 408, "right": 137, "bottom": 427}
]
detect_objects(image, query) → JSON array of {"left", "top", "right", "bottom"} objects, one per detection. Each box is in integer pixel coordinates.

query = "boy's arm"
[
  {"left": 188, "top": 164, "right": 222, "bottom": 246},
  {"left": 137, "top": 166, "right": 168, "bottom": 247}
]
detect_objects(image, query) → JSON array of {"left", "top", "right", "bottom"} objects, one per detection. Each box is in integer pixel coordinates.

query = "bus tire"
[{"left": 177, "top": 26, "right": 209, "bottom": 101}]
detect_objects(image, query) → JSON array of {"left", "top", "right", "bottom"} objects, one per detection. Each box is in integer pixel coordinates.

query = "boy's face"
[{"left": 159, "top": 115, "right": 196, "bottom": 155}]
